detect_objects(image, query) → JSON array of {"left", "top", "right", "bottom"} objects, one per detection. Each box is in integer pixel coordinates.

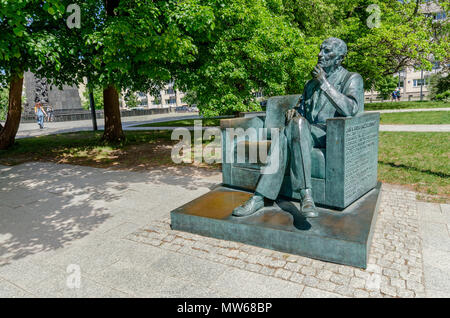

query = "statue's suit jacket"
[
  {"left": 295, "top": 66, "right": 365, "bottom": 147},
  {"left": 255, "top": 66, "right": 365, "bottom": 199}
]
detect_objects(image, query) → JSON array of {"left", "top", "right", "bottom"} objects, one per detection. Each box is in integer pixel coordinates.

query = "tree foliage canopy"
[
  {"left": 172, "top": 0, "right": 449, "bottom": 116},
  {"left": 1, "top": 0, "right": 448, "bottom": 119}
]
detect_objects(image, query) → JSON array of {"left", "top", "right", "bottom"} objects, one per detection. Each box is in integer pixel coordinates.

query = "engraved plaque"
[
  {"left": 326, "top": 113, "right": 380, "bottom": 209},
  {"left": 342, "top": 117, "right": 379, "bottom": 206}
]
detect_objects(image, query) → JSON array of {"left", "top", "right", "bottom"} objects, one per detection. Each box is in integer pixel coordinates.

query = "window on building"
[
  {"left": 166, "top": 98, "right": 177, "bottom": 104},
  {"left": 139, "top": 98, "right": 148, "bottom": 107},
  {"left": 413, "top": 78, "right": 429, "bottom": 87},
  {"left": 435, "top": 11, "right": 447, "bottom": 20},
  {"left": 153, "top": 96, "right": 161, "bottom": 105}
]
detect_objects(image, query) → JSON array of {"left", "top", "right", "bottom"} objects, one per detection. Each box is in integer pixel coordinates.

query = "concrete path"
[
  {"left": 417, "top": 202, "right": 450, "bottom": 297},
  {"left": 113, "top": 124, "right": 450, "bottom": 133},
  {"left": 5, "top": 110, "right": 450, "bottom": 138},
  {"left": 0, "top": 162, "right": 448, "bottom": 298},
  {"left": 13, "top": 112, "right": 200, "bottom": 139},
  {"left": 379, "top": 125, "right": 450, "bottom": 132},
  {"left": 366, "top": 108, "right": 450, "bottom": 114}
]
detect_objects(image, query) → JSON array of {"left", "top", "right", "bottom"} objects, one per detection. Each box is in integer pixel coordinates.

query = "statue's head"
[{"left": 317, "top": 37, "right": 347, "bottom": 70}]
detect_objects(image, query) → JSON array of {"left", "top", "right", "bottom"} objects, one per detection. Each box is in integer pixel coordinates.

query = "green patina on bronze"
[
  {"left": 171, "top": 184, "right": 382, "bottom": 269},
  {"left": 222, "top": 37, "right": 379, "bottom": 214},
  {"left": 170, "top": 38, "right": 381, "bottom": 268}
]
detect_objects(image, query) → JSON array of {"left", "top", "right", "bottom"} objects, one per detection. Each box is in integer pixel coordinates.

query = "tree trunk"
[
  {"left": 102, "top": 84, "right": 124, "bottom": 143},
  {"left": 0, "top": 73, "right": 24, "bottom": 150},
  {"left": 101, "top": 0, "right": 124, "bottom": 143}
]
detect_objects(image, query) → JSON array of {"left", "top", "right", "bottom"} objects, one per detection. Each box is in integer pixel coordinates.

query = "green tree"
[
  {"left": 429, "top": 73, "right": 450, "bottom": 100},
  {"left": 171, "top": 0, "right": 313, "bottom": 116},
  {"left": 124, "top": 91, "right": 139, "bottom": 109},
  {"left": 0, "top": 85, "right": 8, "bottom": 121},
  {"left": 0, "top": 0, "right": 73, "bottom": 149},
  {"left": 374, "top": 75, "right": 398, "bottom": 100},
  {"left": 58, "top": 0, "right": 200, "bottom": 142},
  {"left": 283, "top": 0, "right": 448, "bottom": 91},
  {"left": 82, "top": 86, "right": 104, "bottom": 110}
]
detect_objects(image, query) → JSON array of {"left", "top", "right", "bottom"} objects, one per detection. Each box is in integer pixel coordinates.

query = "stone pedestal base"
[{"left": 170, "top": 183, "right": 381, "bottom": 269}]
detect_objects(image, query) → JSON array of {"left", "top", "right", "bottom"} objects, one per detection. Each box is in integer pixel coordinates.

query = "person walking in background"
[
  {"left": 395, "top": 88, "right": 401, "bottom": 102},
  {"left": 391, "top": 90, "right": 397, "bottom": 102},
  {"left": 34, "top": 102, "right": 48, "bottom": 129},
  {"left": 46, "top": 105, "right": 54, "bottom": 122}
]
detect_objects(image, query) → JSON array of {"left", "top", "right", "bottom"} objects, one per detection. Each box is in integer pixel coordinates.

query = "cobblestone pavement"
[
  {"left": 126, "top": 184, "right": 429, "bottom": 298},
  {"left": 0, "top": 163, "right": 448, "bottom": 298}
]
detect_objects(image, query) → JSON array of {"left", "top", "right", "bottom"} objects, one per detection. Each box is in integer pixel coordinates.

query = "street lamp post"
[
  {"left": 420, "top": 68, "right": 424, "bottom": 102},
  {"left": 87, "top": 78, "right": 98, "bottom": 131}
]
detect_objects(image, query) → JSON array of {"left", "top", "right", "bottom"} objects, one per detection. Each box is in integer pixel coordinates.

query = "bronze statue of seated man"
[{"left": 233, "top": 37, "right": 364, "bottom": 218}]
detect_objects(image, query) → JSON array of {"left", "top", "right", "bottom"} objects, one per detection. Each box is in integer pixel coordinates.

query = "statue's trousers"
[{"left": 256, "top": 116, "right": 325, "bottom": 200}]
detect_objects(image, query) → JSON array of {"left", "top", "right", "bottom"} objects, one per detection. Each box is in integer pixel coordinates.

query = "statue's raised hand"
[{"left": 312, "top": 65, "right": 327, "bottom": 84}]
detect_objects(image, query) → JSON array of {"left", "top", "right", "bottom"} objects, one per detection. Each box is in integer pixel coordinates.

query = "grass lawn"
[
  {"left": 0, "top": 130, "right": 218, "bottom": 171},
  {"left": 380, "top": 111, "right": 450, "bottom": 125},
  {"left": 378, "top": 132, "right": 449, "bottom": 199},
  {"left": 365, "top": 100, "right": 449, "bottom": 111},
  {"left": 135, "top": 118, "right": 221, "bottom": 127},
  {"left": 1, "top": 130, "right": 448, "bottom": 201}
]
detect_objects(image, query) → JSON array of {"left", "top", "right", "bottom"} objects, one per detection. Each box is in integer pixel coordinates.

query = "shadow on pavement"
[{"left": 0, "top": 162, "right": 220, "bottom": 266}]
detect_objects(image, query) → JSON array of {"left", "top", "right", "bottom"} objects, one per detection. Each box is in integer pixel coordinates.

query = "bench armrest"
[{"left": 220, "top": 116, "right": 264, "bottom": 130}]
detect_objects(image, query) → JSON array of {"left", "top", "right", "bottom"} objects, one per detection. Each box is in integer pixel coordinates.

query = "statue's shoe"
[
  {"left": 232, "top": 195, "right": 264, "bottom": 217},
  {"left": 300, "top": 193, "right": 318, "bottom": 218}
]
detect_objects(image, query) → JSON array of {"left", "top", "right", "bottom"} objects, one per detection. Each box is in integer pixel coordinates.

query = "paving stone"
[
  {"left": 210, "top": 268, "right": 304, "bottom": 298},
  {"left": 390, "top": 277, "right": 406, "bottom": 289},
  {"left": 300, "top": 267, "right": 316, "bottom": 276},
  {"left": 289, "top": 273, "right": 305, "bottom": 284},
  {"left": 349, "top": 277, "right": 366, "bottom": 289},
  {"left": 300, "top": 286, "right": 346, "bottom": 298},
  {"left": 316, "top": 280, "right": 337, "bottom": 293},
  {"left": 421, "top": 264, "right": 450, "bottom": 294},
  {"left": 274, "top": 269, "right": 292, "bottom": 281},
  {"left": 338, "top": 266, "right": 354, "bottom": 276},
  {"left": 353, "top": 289, "right": 369, "bottom": 298},
  {"left": 302, "top": 276, "right": 319, "bottom": 288},
  {"left": 426, "top": 289, "right": 450, "bottom": 298},
  {"left": 334, "top": 285, "right": 355, "bottom": 297},
  {"left": 420, "top": 222, "right": 450, "bottom": 252},
  {"left": 232, "top": 259, "right": 248, "bottom": 270},
  {"left": 245, "top": 263, "right": 263, "bottom": 273},
  {"left": 330, "top": 273, "right": 350, "bottom": 286},
  {"left": 406, "top": 280, "right": 425, "bottom": 293},
  {"left": 284, "top": 262, "right": 302, "bottom": 273},
  {"left": 397, "top": 289, "right": 415, "bottom": 298},
  {"left": 417, "top": 202, "right": 444, "bottom": 224},
  {"left": 0, "top": 278, "right": 35, "bottom": 297},
  {"left": 380, "top": 284, "right": 398, "bottom": 297},
  {"left": 316, "top": 269, "right": 333, "bottom": 281},
  {"left": 259, "top": 266, "right": 276, "bottom": 276},
  {"left": 365, "top": 273, "right": 382, "bottom": 291},
  {"left": 354, "top": 269, "right": 370, "bottom": 280},
  {"left": 383, "top": 268, "right": 400, "bottom": 278}
]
